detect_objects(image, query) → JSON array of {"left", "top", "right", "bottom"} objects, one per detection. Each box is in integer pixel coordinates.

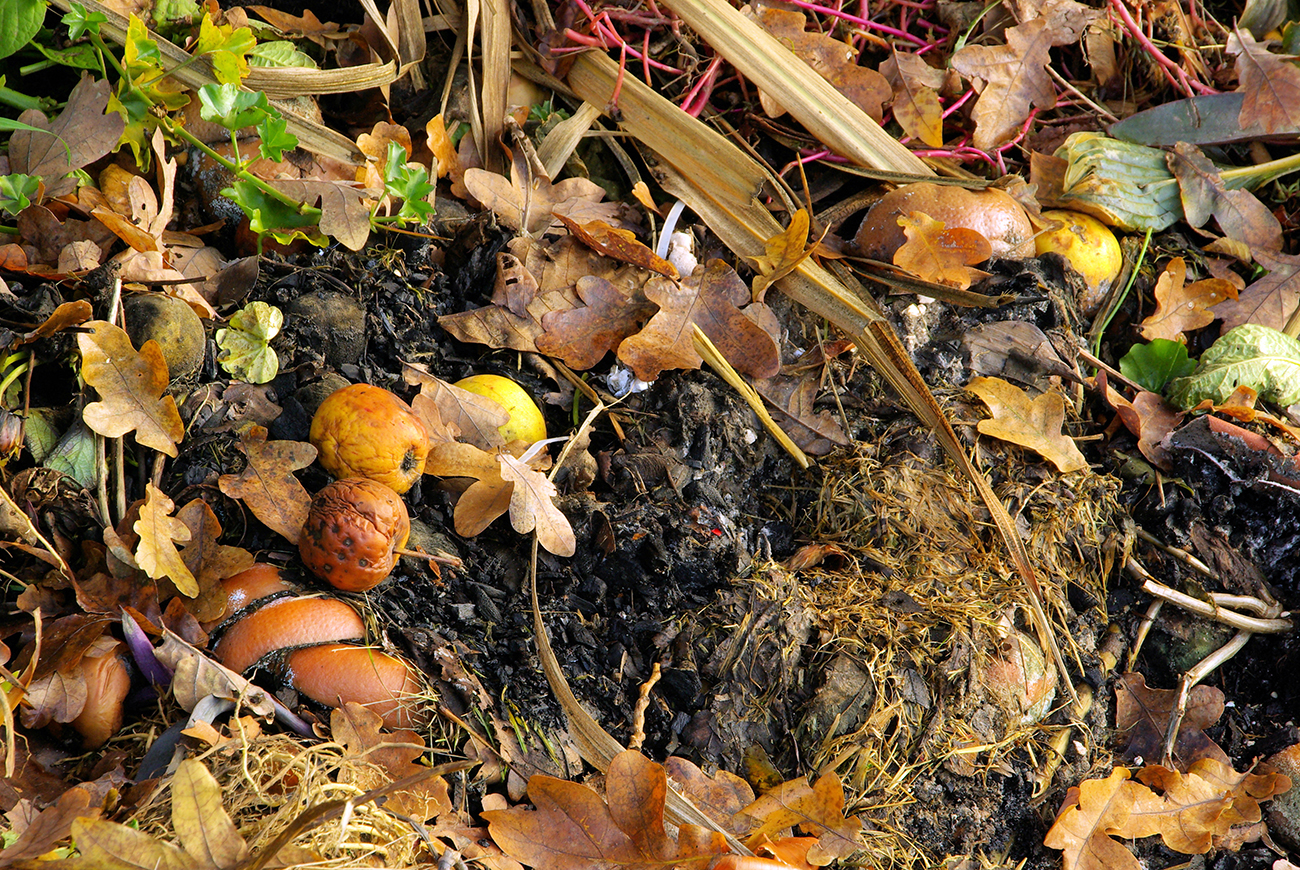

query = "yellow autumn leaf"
[
  {"left": 134, "top": 483, "right": 197, "bottom": 597},
  {"left": 966, "top": 377, "right": 1088, "bottom": 473},
  {"left": 78, "top": 320, "right": 185, "bottom": 457}
]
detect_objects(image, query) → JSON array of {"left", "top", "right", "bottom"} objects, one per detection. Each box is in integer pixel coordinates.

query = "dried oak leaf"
[
  {"left": 1043, "top": 767, "right": 1155, "bottom": 870},
  {"left": 78, "top": 320, "right": 185, "bottom": 457},
  {"left": 556, "top": 214, "right": 677, "bottom": 278},
  {"left": 0, "top": 786, "right": 98, "bottom": 865},
  {"left": 950, "top": 18, "right": 1055, "bottom": 150},
  {"left": 537, "top": 276, "right": 657, "bottom": 370},
  {"left": 750, "top": 209, "right": 814, "bottom": 301},
  {"left": 426, "top": 114, "right": 459, "bottom": 179},
  {"left": 245, "top": 6, "right": 344, "bottom": 47},
  {"left": 966, "top": 377, "right": 1088, "bottom": 472},
  {"left": 881, "top": 50, "right": 947, "bottom": 148},
  {"left": 663, "top": 757, "right": 755, "bottom": 827},
  {"left": 7, "top": 74, "right": 124, "bottom": 199},
  {"left": 355, "top": 121, "right": 414, "bottom": 190},
  {"left": 333, "top": 702, "right": 452, "bottom": 822},
  {"left": 1097, "top": 375, "right": 1183, "bottom": 470},
  {"left": 416, "top": 376, "right": 509, "bottom": 451},
  {"left": 177, "top": 499, "right": 256, "bottom": 623},
  {"left": 749, "top": 6, "right": 890, "bottom": 122},
  {"left": 217, "top": 425, "right": 317, "bottom": 543},
  {"left": 171, "top": 757, "right": 250, "bottom": 869},
  {"left": 1114, "top": 672, "right": 1230, "bottom": 769},
  {"left": 618, "top": 261, "right": 781, "bottom": 382},
  {"left": 154, "top": 629, "right": 277, "bottom": 717},
  {"left": 1167, "top": 143, "right": 1282, "bottom": 252},
  {"left": 425, "top": 441, "right": 512, "bottom": 537},
  {"left": 731, "top": 771, "right": 863, "bottom": 864},
  {"left": 463, "top": 158, "right": 626, "bottom": 236},
  {"left": 752, "top": 373, "right": 851, "bottom": 456},
  {"left": 892, "top": 212, "right": 992, "bottom": 289},
  {"left": 1140, "top": 257, "right": 1238, "bottom": 342},
  {"left": 134, "top": 483, "right": 197, "bottom": 598},
  {"left": 498, "top": 454, "right": 575, "bottom": 557},
  {"left": 1131, "top": 758, "right": 1291, "bottom": 854},
  {"left": 1229, "top": 29, "right": 1300, "bottom": 136},
  {"left": 1213, "top": 249, "right": 1300, "bottom": 332},
  {"left": 484, "top": 750, "right": 727, "bottom": 870}
]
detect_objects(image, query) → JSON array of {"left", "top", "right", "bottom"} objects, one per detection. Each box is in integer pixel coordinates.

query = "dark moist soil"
[{"left": 149, "top": 226, "right": 1300, "bottom": 869}]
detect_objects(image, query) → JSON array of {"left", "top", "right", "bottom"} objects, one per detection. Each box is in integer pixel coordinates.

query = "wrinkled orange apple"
[{"left": 310, "top": 383, "right": 429, "bottom": 493}]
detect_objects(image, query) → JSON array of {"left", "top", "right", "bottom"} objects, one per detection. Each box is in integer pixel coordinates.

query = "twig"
[{"left": 1126, "top": 557, "right": 1291, "bottom": 633}]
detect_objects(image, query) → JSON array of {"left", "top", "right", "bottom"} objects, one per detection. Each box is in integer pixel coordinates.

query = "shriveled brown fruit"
[
  {"left": 300, "top": 478, "right": 411, "bottom": 591},
  {"left": 854, "top": 182, "right": 1035, "bottom": 261},
  {"left": 285, "top": 643, "right": 428, "bottom": 729},
  {"left": 310, "top": 384, "right": 429, "bottom": 494}
]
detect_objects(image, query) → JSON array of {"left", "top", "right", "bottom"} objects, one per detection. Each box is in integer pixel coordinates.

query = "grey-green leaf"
[{"left": 1167, "top": 324, "right": 1300, "bottom": 408}]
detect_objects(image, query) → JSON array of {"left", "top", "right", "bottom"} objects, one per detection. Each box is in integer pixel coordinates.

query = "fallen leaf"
[
  {"left": 356, "top": 121, "right": 414, "bottom": 190},
  {"left": 176, "top": 499, "right": 256, "bottom": 623},
  {"left": 332, "top": 702, "right": 452, "bottom": 822},
  {"left": 1043, "top": 767, "right": 1150, "bottom": 870},
  {"left": 498, "top": 454, "right": 576, "bottom": 557},
  {"left": 0, "top": 786, "right": 98, "bottom": 865},
  {"left": 216, "top": 426, "right": 317, "bottom": 543},
  {"left": 731, "top": 771, "right": 863, "bottom": 863},
  {"left": 78, "top": 320, "right": 185, "bottom": 457},
  {"left": 556, "top": 214, "right": 677, "bottom": 278},
  {"left": 1097, "top": 377, "right": 1183, "bottom": 470},
  {"left": 70, "top": 816, "right": 194, "bottom": 870},
  {"left": 537, "top": 276, "right": 657, "bottom": 369},
  {"left": 966, "top": 377, "right": 1089, "bottom": 472},
  {"left": 154, "top": 629, "right": 278, "bottom": 717},
  {"left": 750, "top": 209, "right": 814, "bottom": 301},
  {"left": 7, "top": 74, "right": 124, "bottom": 199},
  {"left": 269, "top": 179, "right": 374, "bottom": 251},
  {"left": 245, "top": 6, "right": 344, "bottom": 47},
  {"left": 1213, "top": 249, "right": 1300, "bottom": 332},
  {"left": 171, "top": 757, "right": 250, "bottom": 868},
  {"left": 1140, "top": 257, "right": 1238, "bottom": 342},
  {"left": 950, "top": 18, "right": 1056, "bottom": 150},
  {"left": 1114, "top": 672, "right": 1230, "bottom": 769},
  {"left": 134, "top": 483, "right": 197, "bottom": 598},
  {"left": 421, "top": 377, "right": 510, "bottom": 451},
  {"left": 662, "top": 757, "right": 755, "bottom": 827},
  {"left": 892, "top": 212, "right": 992, "bottom": 289},
  {"left": 463, "top": 150, "right": 627, "bottom": 235},
  {"left": 426, "top": 114, "right": 459, "bottom": 179},
  {"left": 1229, "top": 29, "right": 1300, "bottom": 135},
  {"left": 1167, "top": 143, "right": 1282, "bottom": 252},
  {"left": 881, "top": 50, "right": 947, "bottom": 148},
  {"left": 1130, "top": 758, "right": 1290, "bottom": 854},
  {"left": 750, "top": 7, "right": 891, "bottom": 121},
  {"left": 752, "top": 373, "right": 851, "bottom": 456},
  {"left": 618, "top": 261, "right": 782, "bottom": 382}
]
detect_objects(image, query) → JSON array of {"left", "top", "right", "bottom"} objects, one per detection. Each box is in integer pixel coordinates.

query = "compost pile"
[{"left": 3, "top": 0, "right": 1300, "bottom": 868}]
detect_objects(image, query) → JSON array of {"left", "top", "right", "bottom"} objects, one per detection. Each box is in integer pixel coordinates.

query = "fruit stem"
[{"left": 395, "top": 548, "right": 464, "bottom": 568}]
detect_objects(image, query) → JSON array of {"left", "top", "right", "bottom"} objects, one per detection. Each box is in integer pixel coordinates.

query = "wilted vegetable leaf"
[
  {"left": 892, "top": 212, "right": 992, "bottom": 289},
  {"left": 966, "top": 377, "right": 1089, "bottom": 472},
  {"left": 78, "top": 320, "right": 185, "bottom": 457},
  {"left": 1167, "top": 324, "right": 1300, "bottom": 409},
  {"left": 498, "top": 454, "right": 576, "bottom": 557},
  {"left": 1119, "top": 339, "right": 1197, "bottom": 393},
  {"left": 950, "top": 18, "right": 1055, "bottom": 150},
  {"left": 134, "top": 483, "right": 197, "bottom": 597},
  {"left": 1213, "top": 249, "right": 1300, "bottom": 332},
  {"left": 215, "top": 300, "right": 283, "bottom": 384},
  {"left": 1140, "top": 258, "right": 1237, "bottom": 342},
  {"left": 217, "top": 425, "right": 317, "bottom": 543}
]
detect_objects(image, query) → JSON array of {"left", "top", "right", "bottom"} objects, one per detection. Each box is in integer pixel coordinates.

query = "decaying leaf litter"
[{"left": 3, "top": 0, "right": 1300, "bottom": 865}]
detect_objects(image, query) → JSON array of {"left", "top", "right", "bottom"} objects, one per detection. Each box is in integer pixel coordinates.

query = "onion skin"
[
  {"left": 214, "top": 597, "right": 366, "bottom": 673},
  {"left": 72, "top": 642, "right": 131, "bottom": 749},
  {"left": 854, "top": 182, "right": 1035, "bottom": 261},
  {"left": 299, "top": 478, "right": 411, "bottom": 592},
  {"left": 284, "top": 644, "right": 427, "bottom": 729}
]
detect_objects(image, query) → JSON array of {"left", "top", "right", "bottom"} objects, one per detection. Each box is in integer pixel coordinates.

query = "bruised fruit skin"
[
  {"left": 1034, "top": 209, "right": 1123, "bottom": 316},
  {"left": 72, "top": 642, "right": 131, "bottom": 749},
  {"left": 453, "top": 374, "right": 548, "bottom": 444},
  {"left": 214, "top": 596, "right": 366, "bottom": 673},
  {"left": 310, "top": 384, "right": 429, "bottom": 494},
  {"left": 285, "top": 643, "right": 427, "bottom": 729},
  {"left": 854, "top": 182, "right": 1036, "bottom": 262},
  {"left": 300, "top": 478, "right": 411, "bottom": 591}
]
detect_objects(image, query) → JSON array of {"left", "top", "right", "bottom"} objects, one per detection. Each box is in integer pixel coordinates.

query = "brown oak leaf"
[
  {"left": 463, "top": 148, "right": 628, "bottom": 236},
  {"left": 78, "top": 320, "right": 185, "bottom": 457},
  {"left": 1131, "top": 759, "right": 1290, "bottom": 854},
  {"left": 177, "top": 499, "right": 256, "bottom": 622},
  {"left": 1229, "top": 29, "right": 1300, "bottom": 136},
  {"left": 893, "top": 212, "right": 992, "bottom": 289},
  {"left": 966, "top": 377, "right": 1088, "bottom": 472},
  {"left": 555, "top": 214, "right": 677, "bottom": 278},
  {"left": 1140, "top": 257, "right": 1238, "bottom": 342},
  {"left": 881, "top": 50, "right": 947, "bottom": 148},
  {"left": 333, "top": 703, "right": 452, "bottom": 822},
  {"left": 1212, "top": 248, "right": 1300, "bottom": 332},
  {"left": 7, "top": 74, "right": 124, "bottom": 200},
  {"left": 1097, "top": 375, "right": 1183, "bottom": 470},
  {"left": 1114, "top": 672, "right": 1229, "bottom": 770},
  {"left": 950, "top": 18, "right": 1056, "bottom": 150},
  {"left": 537, "top": 276, "right": 656, "bottom": 370},
  {"left": 731, "top": 771, "right": 863, "bottom": 863},
  {"left": 134, "top": 483, "right": 197, "bottom": 597},
  {"left": 618, "top": 261, "right": 782, "bottom": 382},
  {"left": 750, "top": 209, "right": 814, "bottom": 301},
  {"left": 1043, "top": 768, "right": 1155, "bottom": 870},
  {"left": 217, "top": 426, "right": 317, "bottom": 543},
  {"left": 498, "top": 454, "right": 575, "bottom": 557}
]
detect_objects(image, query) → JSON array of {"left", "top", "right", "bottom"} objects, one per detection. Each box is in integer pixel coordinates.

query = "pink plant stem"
[
  {"left": 680, "top": 55, "right": 723, "bottom": 115},
  {"left": 779, "top": 0, "right": 931, "bottom": 46},
  {"left": 940, "top": 88, "right": 975, "bottom": 118},
  {"left": 642, "top": 29, "right": 653, "bottom": 83},
  {"left": 1107, "top": 0, "right": 1215, "bottom": 98}
]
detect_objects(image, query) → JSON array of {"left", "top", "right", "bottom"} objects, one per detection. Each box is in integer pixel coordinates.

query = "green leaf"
[
  {"left": 383, "top": 142, "right": 435, "bottom": 223},
  {"left": 222, "top": 178, "right": 323, "bottom": 248},
  {"left": 0, "top": 0, "right": 46, "bottom": 63},
  {"left": 215, "top": 301, "right": 282, "bottom": 384},
  {"left": 248, "top": 40, "right": 318, "bottom": 69},
  {"left": 0, "top": 174, "right": 43, "bottom": 217},
  {"left": 1167, "top": 324, "right": 1300, "bottom": 408},
  {"left": 34, "top": 40, "right": 105, "bottom": 72},
  {"left": 198, "top": 83, "right": 270, "bottom": 132},
  {"left": 63, "top": 3, "right": 108, "bottom": 41},
  {"left": 192, "top": 13, "right": 255, "bottom": 84},
  {"left": 1119, "top": 339, "right": 1197, "bottom": 393},
  {"left": 256, "top": 115, "right": 297, "bottom": 161}
]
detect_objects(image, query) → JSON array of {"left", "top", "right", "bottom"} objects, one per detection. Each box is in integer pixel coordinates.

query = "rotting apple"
[
  {"left": 310, "top": 383, "right": 429, "bottom": 494},
  {"left": 854, "top": 182, "right": 1036, "bottom": 262},
  {"left": 299, "top": 478, "right": 411, "bottom": 592},
  {"left": 1035, "top": 209, "right": 1123, "bottom": 316},
  {"left": 453, "top": 374, "right": 547, "bottom": 444}
]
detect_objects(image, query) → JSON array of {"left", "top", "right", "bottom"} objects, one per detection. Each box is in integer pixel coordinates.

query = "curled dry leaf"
[
  {"left": 892, "top": 212, "right": 992, "bottom": 289},
  {"left": 881, "top": 50, "right": 947, "bottom": 148},
  {"left": 498, "top": 454, "right": 576, "bottom": 557},
  {"left": 134, "top": 483, "right": 197, "bottom": 598},
  {"left": 154, "top": 629, "right": 278, "bottom": 718},
  {"left": 732, "top": 770, "right": 864, "bottom": 864},
  {"left": 950, "top": 18, "right": 1055, "bottom": 150},
  {"left": 332, "top": 702, "right": 453, "bottom": 822},
  {"left": 966, "top": 376, "right": 1088, "bottom": 473},
  {"left": 537, "top": 276, "right": 657, "bottom": 370},
  {"left": 1213, "top": 249, "right": 1300, "bottom": 333},
  {"left": 78, "top": 320, "right": 185, "bottom": 457}
]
